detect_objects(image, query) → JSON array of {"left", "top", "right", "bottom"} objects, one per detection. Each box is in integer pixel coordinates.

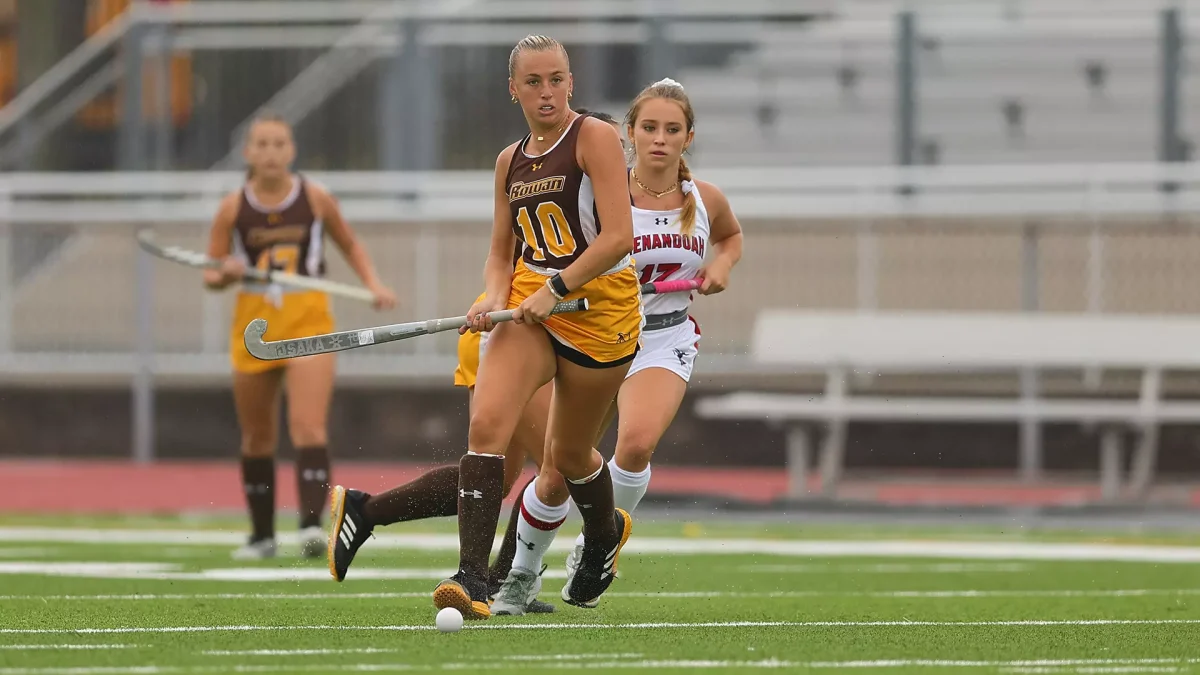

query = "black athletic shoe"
[
  {"left": 328, "top": 485, "right": 373, "bottom": 582},
  {"left": 433, "top": 570, "right": 492, "bottom": 620},
  {"left": 561, "top": 508, "right": 632, "bottom": 608}
]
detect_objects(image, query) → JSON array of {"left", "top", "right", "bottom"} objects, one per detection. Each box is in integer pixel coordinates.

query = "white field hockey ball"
[{"left": 436, "top": 606, "right": 464, "bottom": 633}]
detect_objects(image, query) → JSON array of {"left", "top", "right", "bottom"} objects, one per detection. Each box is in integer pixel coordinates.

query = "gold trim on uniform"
[{"left": 507, "top": 262, "right": 642, "bottom": 364}]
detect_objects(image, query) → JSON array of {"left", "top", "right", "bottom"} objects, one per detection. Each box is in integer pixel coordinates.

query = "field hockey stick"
[
  {"left": 135, "top": 230, "right": 376, "bottom": 304},
  {"left": 243, "top": 298, "right": 589, "bottom": 361},
  {"left": 640, "top": 278, "right": 703, "bottom": 295}
]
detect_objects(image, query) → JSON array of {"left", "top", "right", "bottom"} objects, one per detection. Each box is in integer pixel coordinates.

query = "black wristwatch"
[{"left": 549, "top": 273, "right": 570, "bottom": 299}]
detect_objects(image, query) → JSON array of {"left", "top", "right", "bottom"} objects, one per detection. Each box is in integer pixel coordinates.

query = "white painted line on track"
[{"left": 3, "top": 619, "right": 1200, "bottom": 635}]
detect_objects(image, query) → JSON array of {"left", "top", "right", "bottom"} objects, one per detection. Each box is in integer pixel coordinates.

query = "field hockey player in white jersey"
[{"left": 491, "top": 77, "right": 743, "bottom": 614}]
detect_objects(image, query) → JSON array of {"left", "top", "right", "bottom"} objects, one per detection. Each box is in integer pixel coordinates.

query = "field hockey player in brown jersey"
[
  {"left": 434, "top": 34, "right": 641, "bottom": 619},
  {"left": 327, "top": 37, "right": 640, "bottom": 621},
  {"left": 203, "top": 115, "right": 395, "bottom": 560},
  {"left": 323, "top": 111, "right": 625, "bottom": 617}
]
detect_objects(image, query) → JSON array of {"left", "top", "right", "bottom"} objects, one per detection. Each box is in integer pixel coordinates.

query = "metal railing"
[{"left": 6, "top": 162, "right": 1200, "bottom": 461}]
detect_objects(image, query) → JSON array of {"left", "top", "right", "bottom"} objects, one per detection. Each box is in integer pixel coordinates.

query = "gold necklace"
[
  {"left": 536, "top": 113, "right": 573, "bottom": 142},
  {"left": 632, "top": 167, "right": 678, "bottom": 198}
]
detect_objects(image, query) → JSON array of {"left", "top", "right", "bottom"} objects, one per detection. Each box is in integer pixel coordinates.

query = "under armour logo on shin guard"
[{"left": 459, "top": 489, "right": 483, "bottom": 499}]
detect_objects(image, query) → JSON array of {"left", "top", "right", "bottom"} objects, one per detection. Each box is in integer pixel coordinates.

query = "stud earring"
[
  {"left": 511, "top": 95, "right": 517, "bottom": 103},
  {"left": 568, "top": 92, "right": 573, "bottom": 100}
]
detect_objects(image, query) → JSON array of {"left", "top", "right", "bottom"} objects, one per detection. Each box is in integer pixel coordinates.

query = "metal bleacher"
[{"left": 682, "top": 8, "right": 1193, "bottom": 169}]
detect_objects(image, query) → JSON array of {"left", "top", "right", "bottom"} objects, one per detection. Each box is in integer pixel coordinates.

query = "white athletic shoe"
[
  {"left": 231, "top": 537, "right": 277, "bottom": 560},
  {"left": 299, "top": 526, "right": 325, "bottom": 559},
  {"left": 563, "top": 540, "right": 588, "bottom": 604},
  {"left": 490, "top": 566, "right": 543, "bottom": 616}
]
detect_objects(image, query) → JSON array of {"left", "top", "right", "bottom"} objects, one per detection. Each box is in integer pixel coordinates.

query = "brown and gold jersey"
[
  {"left": 233, "top": 177, "right": 325, "bottom": 285},
  {"left": 505, "top": 114, "right": 600, "bottom": 272}
]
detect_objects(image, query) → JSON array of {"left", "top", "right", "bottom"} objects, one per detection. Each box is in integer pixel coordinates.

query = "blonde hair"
[
  {"left": 625, "top": 78, "right": 698, "bottom": 236},
  {"left": 508, "top": 34, "right": 569, "bottom": 78},
  {"left": 243, "top": 113, "right": 291, "bottom": 180}
]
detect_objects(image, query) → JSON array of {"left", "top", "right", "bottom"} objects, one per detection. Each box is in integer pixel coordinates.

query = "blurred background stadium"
[{"left": 4, "top": 0, "right": 1200, "bottom": 516}]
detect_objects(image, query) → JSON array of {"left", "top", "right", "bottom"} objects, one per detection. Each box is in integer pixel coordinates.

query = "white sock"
[
  {"left": 575, "top": 459, "right": 651, "bottom": 550},
  {"left": 610, "top": 458, "right": 651, "bottom": 514},
  {"left": 512, "top": 479, "right": 568, "bottom": 573}
]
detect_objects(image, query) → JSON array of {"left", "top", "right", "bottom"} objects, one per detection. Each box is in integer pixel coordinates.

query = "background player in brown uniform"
[
  {"left": 433, "top": 35, "right": 642, "bottom": 620},
  {"left": 203, "top": 115, "right": 395, "bottom": 560}
]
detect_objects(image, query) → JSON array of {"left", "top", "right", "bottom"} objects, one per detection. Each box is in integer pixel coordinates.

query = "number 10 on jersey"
[{"left": 516, "top": 202, "right": 578, "bottom": 262}]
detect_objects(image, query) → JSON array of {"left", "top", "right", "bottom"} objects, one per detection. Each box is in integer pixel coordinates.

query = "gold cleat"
[
  {"left": 433, "top": 578, "right": 491, "bottom": 621},
  {"left": 327, "top": 485, "right": 346, "bottom": 581}
]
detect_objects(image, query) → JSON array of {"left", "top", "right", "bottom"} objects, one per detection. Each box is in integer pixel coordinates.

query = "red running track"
[{"left": 3, "top": 459, "right": 1197, "bottom": 513}]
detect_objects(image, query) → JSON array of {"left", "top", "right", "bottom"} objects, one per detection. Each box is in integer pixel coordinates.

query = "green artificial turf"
[{"left": 0, "top": 515, "right": 1197, "bottom": 674}]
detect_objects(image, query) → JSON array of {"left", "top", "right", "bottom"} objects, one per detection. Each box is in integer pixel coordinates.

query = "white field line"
[
  {"left": 200, "top": 649, "right": 645, "bottom": 659},
  {"left": 3, "top": 527, "right": 1200, "bottom": 563},
  {"left": 3, "top": 658, "right": 1200, "bottom": 675},
  {"left": 0, "top": 563, "right": 175, "bottom": 578},
  {"left": 500, "top": 653, "right": 646, "bottom": 662},
  {"left": 3, "top": 588, "right": 1200, "bottom": 602},
  {"left": 202, "top": 647, "right": 401, "bottom": 656},
  {"left": 0, "top": 645, "right": 139, "bottom": 651},
  {"left": 4, "top": 619, "right": 1200, "bottom": 635},
  {"left": 1003, "top": 662, "right": 1180, "bottom": 667},
  {"left": 742, "top": 563, "right": 1034, "bottom": 573},
  {"left": 0, "top": 562, "right": 564, "bottom": 582}
]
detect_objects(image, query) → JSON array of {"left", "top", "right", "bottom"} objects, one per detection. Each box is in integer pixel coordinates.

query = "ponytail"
[{"left": 678, "top": 157, "right": 696, "bottom": 237}]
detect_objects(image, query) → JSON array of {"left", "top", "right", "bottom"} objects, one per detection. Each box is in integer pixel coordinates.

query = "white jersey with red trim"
[{"left": 630, "top": 179, "right": 711, "bottom": 317}]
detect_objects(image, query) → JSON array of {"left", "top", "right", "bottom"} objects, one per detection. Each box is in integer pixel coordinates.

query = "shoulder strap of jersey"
[{"left": 505, "top": 138, "right": 527, "bottom": 186}]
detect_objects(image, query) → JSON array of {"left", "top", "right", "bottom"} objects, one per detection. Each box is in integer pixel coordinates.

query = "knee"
[
  {"left": 615, "top": 436, "right": 657, "bottom": 474},
  {"left": 241, "top": 431, "right": 276, "bottom": 458},
  {"left": 288, "top": 424, "right": 327, "bottom": 450},
  {"left": 468, "top": 407, "right": 511, "bottom": 456},
  {"left": 551, "top": 444, "right": 599, "bottom": 481}
]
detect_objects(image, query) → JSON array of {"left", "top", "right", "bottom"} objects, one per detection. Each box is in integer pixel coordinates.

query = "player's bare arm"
[
  {"left": 311, "top": 184, "right": 396, "bottom": 310},
  {"left": 203, "top": 191, "right": 245, "bottom": 291},
  {"left": 695, "top": 180, "right": 743, "bottom": 295}
]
